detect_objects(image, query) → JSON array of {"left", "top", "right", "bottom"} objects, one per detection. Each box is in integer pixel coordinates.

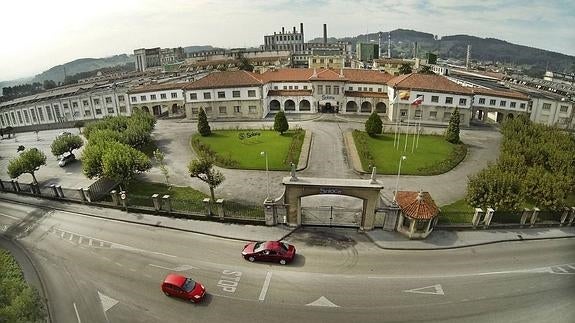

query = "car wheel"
[
  {"left": 248, "top": 256, "right": 255, "bottom": 262},
  {"left": 279, "top": 259, "right": 287, "bottom": 265}
]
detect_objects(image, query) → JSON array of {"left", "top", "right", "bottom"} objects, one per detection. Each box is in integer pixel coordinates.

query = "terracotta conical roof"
[{"left": 396, "top": 191, "right": 439, "bottom": 220}]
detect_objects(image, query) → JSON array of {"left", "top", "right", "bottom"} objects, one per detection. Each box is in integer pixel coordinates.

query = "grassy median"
[{"left": 0, "top": 249, "right": 46, "bottom": 322}]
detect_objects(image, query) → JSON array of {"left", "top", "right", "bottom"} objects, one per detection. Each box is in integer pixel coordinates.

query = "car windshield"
[
  {"left": 279, "top": 242, "right": 289, "bottom": 251},
  {"left": 253, "top": 241, "right": 264, "bottom": 251},
  {"left": 181, "top": 278, "right": 196, "bottom": 292}
]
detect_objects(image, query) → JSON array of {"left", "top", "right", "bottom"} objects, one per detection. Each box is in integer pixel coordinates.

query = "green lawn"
[
  {"left": 438, "top": 199, "right": 475, "bottom": 224},
  {"left": 0, "top": 250, "right": 46, "bottom": 322},
  {"left": 191, "top": 130, "right": 304, "bottom": 170},
  {"left": 352, "top": 130, "right": 467, "bottom": 175},
  {"left": 126, "top": 180, "right": 207, "bottom": 200}
]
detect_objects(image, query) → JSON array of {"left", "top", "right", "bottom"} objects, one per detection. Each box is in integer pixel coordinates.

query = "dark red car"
[
  {"left": 242, "top": 241, "right": 296, "bottom": 265},
  {"left": 161, "top": 273, "right": 206, "bottom": 302}
]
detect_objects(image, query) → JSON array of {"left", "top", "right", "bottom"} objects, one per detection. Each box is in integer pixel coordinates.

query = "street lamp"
[
  {"left": 393, "top": 155, "right": 407, "bottom": 203},
  {"left": 260, "top": 151, "right": 270, "bottom": 202}
]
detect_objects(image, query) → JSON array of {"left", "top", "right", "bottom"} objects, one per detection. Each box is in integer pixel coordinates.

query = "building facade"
[{"left": 128, "top": 83, "right": 186, "bottom": 117}]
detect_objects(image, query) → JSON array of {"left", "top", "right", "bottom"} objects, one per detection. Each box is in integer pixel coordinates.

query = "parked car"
[
  {"left": 161, "top": 273, "right": 206, "bottom": 303},
  {"left": 242, "top": 241, "right": 296, "bottom": 265},
  {"left": 58, "top": 153, "right": 75, "bottom": 167}
]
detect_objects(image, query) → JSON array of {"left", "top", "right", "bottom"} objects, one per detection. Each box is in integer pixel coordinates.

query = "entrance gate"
[{"left": 301, "top": 206, "right": 362, "bottom": 227}]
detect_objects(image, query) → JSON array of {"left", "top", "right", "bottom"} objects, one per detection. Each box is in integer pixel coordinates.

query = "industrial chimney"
[
  {"left": 300, "top": 22, "right": 304, "bottom": 40},
  {"left": 466, "top": 44, "right": 471, "bottom": 70},
  {"left": 323, "top": 24, "right": 327, "bottom": 44}
]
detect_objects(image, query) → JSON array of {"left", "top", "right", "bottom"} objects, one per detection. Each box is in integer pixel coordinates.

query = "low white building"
[{"left": 128, "top": 83, "right": 186, "bottom": 117}]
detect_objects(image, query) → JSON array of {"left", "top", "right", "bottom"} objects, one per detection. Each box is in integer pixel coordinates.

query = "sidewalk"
[
  {"left": 365, "top": 227, "right": 575, "bottom": 250},
  {"left": 2, "top": 193, "right": 574, "bottom": 249}
]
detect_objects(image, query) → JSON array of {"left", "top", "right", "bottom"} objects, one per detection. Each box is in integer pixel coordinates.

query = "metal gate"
[
  {"left": 374, "top": 207, "right": 400, "bottom": 231},
  {"left": 301, "top": 206, "right": 362, "bottom": 227}
]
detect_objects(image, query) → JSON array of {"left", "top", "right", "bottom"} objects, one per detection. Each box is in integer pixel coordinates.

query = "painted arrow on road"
[
  {"left": 98, "top": 291, "right": 119, "bottom": 321},
  {"left": 306, "top": 296, "right": 339, "bottom": 307},
  {"left": 404, "top": 284, "right": 445, "bottom": 295}
]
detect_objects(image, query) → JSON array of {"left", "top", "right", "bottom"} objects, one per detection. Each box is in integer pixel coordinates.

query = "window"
[
  {"left": 445, "top": 97, "right": 453, "bottom": 104},
  {"left": 489, "top": 99, "right": 496, "bottom": 106},
  {"left": 204, "top": 107, "right": 212, "bottom": 113},
  {"left": 560, "top": 105, "right": 568, "bottom": 113},
  {"left": 118, "top": 95, "right": 124, "bottom": 102},
  {"left": 190, "top": 93, "right": 197, "bottom": 100},
  {"left": 378, "top": 88, "right": 382, "bottom": 92},
  {"left": 363, "top": 87, "right": 368, "bottom": 91},
  {"left": 326, "top": 85, "right": 331, "bottom": 94},
  {"left": 431, "top": 96, "right": 439, "bottom": 103},
  {"left": 283, "top": 86, "right": 287, "bottom": 90},
  {"left": 95, "top": 108, "right": 102, "bottom": 115},
  {"left": 119, "top": 106, "right": 127, "bottom": 113},
  {"left": 459, "top": 98, "right": 467, "bottom": 105},
  {"left": 288, "top": 86, "right": 293, "bottom": 90},
  {"left": 317, "top": 85, "right": 323, "bottom": 94},
  {"left": 46, "top": 107, "right": 53, "bottom": 120},
  {"left": 37, "top": 108, "right": 44, "bottom": 121},
  {"left": 84, "top": 110, "right": 91, "bottom": 117},
  {"left": 369, "top": 87, "right": 373, "bottom": 92},
  {"left": 17, "top": 111, "right": 23, "bottom": 123},
  {"left": 219, "top": 106, "right": 227, "bottom": 114},
  {"left": 11, "top": 112, "right": 16, "bottom": 124},
  {"left": 140, "top": 95, "right": 146, "bottom": 101},
  {"left": 414, "top": 109, "right": 422, "bottom": 118},
  {"left": 429, "top": 111, "right": 437, "bottom": 119},
  {"left": 303, "top": 86, "right": 308, "bottom": 90},
  {"left": 348, "top": 86, "right": 353, "bottom": 91},
  {"left": 93, "top": 98, "right": 100, "bottom": 105},
  {"left": 63, "top": 103, "right": 69, "bottom": 109},
  {"left": 150, "top": 94, "right": 157, "bottom": 100},
  {"left": 218, "top": 91, "right": 226, "bottom": 99},
  {"left": 542, "top": 103, "right": 551, "bottom": 111},
  {"left": 131, "top": 97, "right": 137, "bottom": 102},
  {"left": 520, "top": 103, "right": 526, "bottom": 109},
  {"left": 204, "top": 92, "right": 211, "bottom": 99},
  {"left": 248, "top": 90, "right": 256, "bottom": 97},
  {"left": 171, "top": 92, "right": 177, "bottom": 99},
  {"left": 233, "top": 106, "right": 241, "bottom": 113},
  {"left": 249, "top": 106, "right": 256, "bottom": 113},
  {"left": 334, "top": 86, "right": 339, "bottom": 95},
  {"left": 294, "top": 86, "right": 298, "bottom": 90},
  {"left": 478, "top": 98, "right": 485, "bottom": 104},
  {"left": 72, "top": 102, "right": 78, "bottom": 108},
  {"left": 54, "top": 106, "right": 61, "bottom": 119},
  {"left": 105, "top": 97, "right": 113, "bottom": 103},
  {"left": 400, "top": 109, "right": 407, "bottom": 117},
  {"left": 312, "top": 59, "right": 317, "bottom": 63},
  {"left": 274, "top": 86, "right": 278, "bottom": 90},
  {"left": 107, "top": 107, "right": 115, "bottom": 114},
  {"left": 160, "top": 93, "right": 167, "bottom": 99},
  {"left": 510, "top": 102, "right": 516, "bottom": 108},
  {"left": 500, "top": 100, "right": 506, "bottom": 107},
  {"left": 191, "top": 108, "right": 199, "bottom": 114},
  {"left": 23, "top": 110, "right": 30, "bottom": 123}
]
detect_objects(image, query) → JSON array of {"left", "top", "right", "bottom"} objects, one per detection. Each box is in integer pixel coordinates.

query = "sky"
[{"left": 1, "top": 0, "right": 574, "bottom": 81}]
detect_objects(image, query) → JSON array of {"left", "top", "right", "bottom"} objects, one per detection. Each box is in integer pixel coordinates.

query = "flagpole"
[
  {"left": 403, "top": 106, "right": 410, "bottom": 152},
  {"left": 394, "top": 117, "right": 399, "bottom": 149},
  {"left": 416, "top": 120, "right": 421, "bottom": 149},
  {"left": 411, "top": 111, "right": 417, "bottom": 153}
]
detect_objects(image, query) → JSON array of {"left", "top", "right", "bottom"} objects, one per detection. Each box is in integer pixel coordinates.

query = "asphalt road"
[{"left": 1, "top": 200, "right": 574, "bottom": 323}]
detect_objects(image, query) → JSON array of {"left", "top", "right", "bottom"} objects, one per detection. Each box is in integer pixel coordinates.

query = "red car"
[
  {"left": 242, "top": 241, "right": 296, "bottom": 265},
  {"left": 161, "top": 273, "right": 206, "bottom": 302}
]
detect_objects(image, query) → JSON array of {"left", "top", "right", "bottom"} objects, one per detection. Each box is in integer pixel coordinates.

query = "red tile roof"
[
  {"left": 258, "top": 68, "right": 392, "bottom": 84},
  {"left": 396, "top": 191, "right": 439, "bottom": 220},
  {"left": 342, "top": 69, "right": 394, "bottom": 84},
  {"left": 184, "top": 71, "right": 263, "bottom": 90},
  {"left": 259, "top": 68, "right": 315, "bottom": 82},
  {"left": 388, "top": 73, "right": 473, "bottom": 95},
  {"left": 267, "top": 90, "right": 313, "bottom": 96},
  {"left": 472, "top": 88, "right": 529, "bottom": 101},
  {"left": 344, "top": 91, "right": 389, "bottom": 98}
]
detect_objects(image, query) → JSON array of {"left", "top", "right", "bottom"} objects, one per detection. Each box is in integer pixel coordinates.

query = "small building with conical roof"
[{"left": 395, "top": 190, "right": 440, "bottom": 239}]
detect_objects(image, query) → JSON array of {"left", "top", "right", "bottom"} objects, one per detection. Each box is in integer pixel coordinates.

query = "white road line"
[
  {"left": 0, "top": 212, "right": 20, "bottom": 220},
  {"left": 115, "top": 262, "right": 124, "bottom": 267},
  {"left": 129, "top": 268, "right": 136, "bottom": 272},
  {"left": 89, "top": 239, "right": 93, "bottom": 247},
  {"left": 61, "top": 231, "right": 66, "bottom": 239},
  {"left": 258, "top": 271, "right": 273, "bottom": 301},
  {"left": 73, "top": 302, "right": 82, "bottom": 323},
  {"left": 100, "top": 241, "right": 104, "bottom": 247},
  {"left": 567, "top": 265, "right": 575, "bottom": 270},
  {"left": 69, "top": 234, "right": 74, "bottom": 241},
  {"left": 78, "top": 237, "right": 83, "bottom": 244},
  {"left": 555, "top": 266, "right": 568, "bottom": 273}
]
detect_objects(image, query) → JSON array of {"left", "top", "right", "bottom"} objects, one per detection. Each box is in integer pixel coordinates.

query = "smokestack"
[
  {"left": 388, "top": 32, "right": 391, "bottom": 58},
  {"left": 466, "top": 44, "right": 471, "bottom": 70},
  {"left": 323, "top": 24, "right": 327, "bottom": 44},
  {"left": 378, "top": 32, "right": 382, "bottom": 58},
  {"left": 300, "top": 23, "right": 304, "bottom": 43},
  {"left": 282, "top": 27, "right": 285, "bottom": 34}
]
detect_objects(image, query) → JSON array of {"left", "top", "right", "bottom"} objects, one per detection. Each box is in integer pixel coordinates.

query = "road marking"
[
  {"left": 306, "top": 296, "right": 339, "bottom": 307},
  {"left": 98, "top": 291, "right": 118, "bottom": 322},
  {"left": 88, "top": 239, "right": 93, "bottom": 246},
  {"left": 78, "top": 236, "right": 83, "bottom": 244},
  {"left": 554, "top": 266, "right": 568, "bottom": 273},
  {"left": 61, "top": 231, "right": 66, "bottom": 239},
  {"left": 258, "top": 271, "right": 273, "bottom": 301},
  {"left": 129, "top": 268, "right": 136, "bottom": 272},
  {"left": 404, "top": 284, "right": 445, "bottom": 296},
  {"left": 73, "top": 302, "right": 82, "bottom": 323},
  {"left": 148, "top": 264, "right": 199, "bottom": 271},
  {"left": 218, "top": 269, "right": 243, "bottom": 293},
  {"left": 568, "top": 265, "right": 575, "bottom": 270},
  {"left": 100, "top": 241, "right": 104, "bottom": 247},
  {"left": 1, "top": 224, "right": 7, "bottom": 232},
  {"left": 69, "top": 233, "right": 74, "bottom": 241},
  {"left": 0, "top": 212, "right": 20, "bottom": 220},
  {"left": 115, "top": 262, "right": 124, "bottom": 267}
]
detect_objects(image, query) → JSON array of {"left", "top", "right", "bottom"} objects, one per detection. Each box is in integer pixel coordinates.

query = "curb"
[
  {"left": 0, "top": 235, "right": 54, "bottom": 323},
  {"left": 296, "top": 130, "right": 313, "bottom": 171},
  {"left": 0, "top": 195, "right": 296, "bottom": 243},
  {"left": 364, "top": 232, "right": 575, "bottom": 250}
]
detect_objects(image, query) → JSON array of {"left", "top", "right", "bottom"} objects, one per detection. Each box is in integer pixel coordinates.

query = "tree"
[
  {"left": 188, "top": 157, "right": 225, "bottom": 202},
  {"left": 197, "top": 107, "right": 211, "bottom": 136},
  {"left": 418, "top": 65, "right": 435, "bottom": 74},
  {"left": 365, "top": 111, "right": 383, "bottom": 137},
  {"left": 7, "top": 148, "right": 47, "bottom": 185},
  {"left": 445, "top": 107, "right": 461, "bottom": 144},
  {"left": 153, "top": 149, "right": 170, "bottom": 188},
  {"left": 43, "top": 80, "right": 57, "bottom": 90},
  {"left": 50, "top": 133, "right": 84, "bottom": 157},
  {"left": 238, "top": 56, "right": 254, "bottom": 72},
  {"left": 399, "top": 63, "right": 412, "bottom": 74},
  {"left": 466, "top": 165, "right": 523, "bottom": 211},
  {"left": 273, "top": 111, "right": 289, "bottom": 135}
]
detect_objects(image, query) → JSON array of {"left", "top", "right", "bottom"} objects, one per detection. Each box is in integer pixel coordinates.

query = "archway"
[
  {"left": 376, "top": 102, "right": 387, "bottom": 113},
  {"left": 284, "top": 99, "right": 296, "bottom": 111},
  {"left": 346, "top": 101, "right": 358, "bottom": 112},
  {"left": 282, "top": 176, "right": 383, "bottom": 230},
  {"left": 361, "top": 101, "right": 372, "bottom": 113},
  {"left": 152, "top": 105, "right": 162, "bottom": 116},
  {"left": 172, "top": 104, "right": 179, "bottom": 114},
  {"left": 506, "top": 113, "right": 514, "bottom": 120},
  {"left": 142, "top": 106, "right": 150, "bottom": 114},
  {"left": 269, "top": 100, "right": 280, "bottom": 111},
  {"left": 299, "top": 100, "right": 311, "bottom": 111}
]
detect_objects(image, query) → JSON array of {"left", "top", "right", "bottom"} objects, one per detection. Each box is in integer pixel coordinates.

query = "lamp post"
[
  {"left": 393, "top": 155, "right": 407, "bottom": 203},
  {"left": 260, "top": 151, "right": 270, "bottom": 202}
]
